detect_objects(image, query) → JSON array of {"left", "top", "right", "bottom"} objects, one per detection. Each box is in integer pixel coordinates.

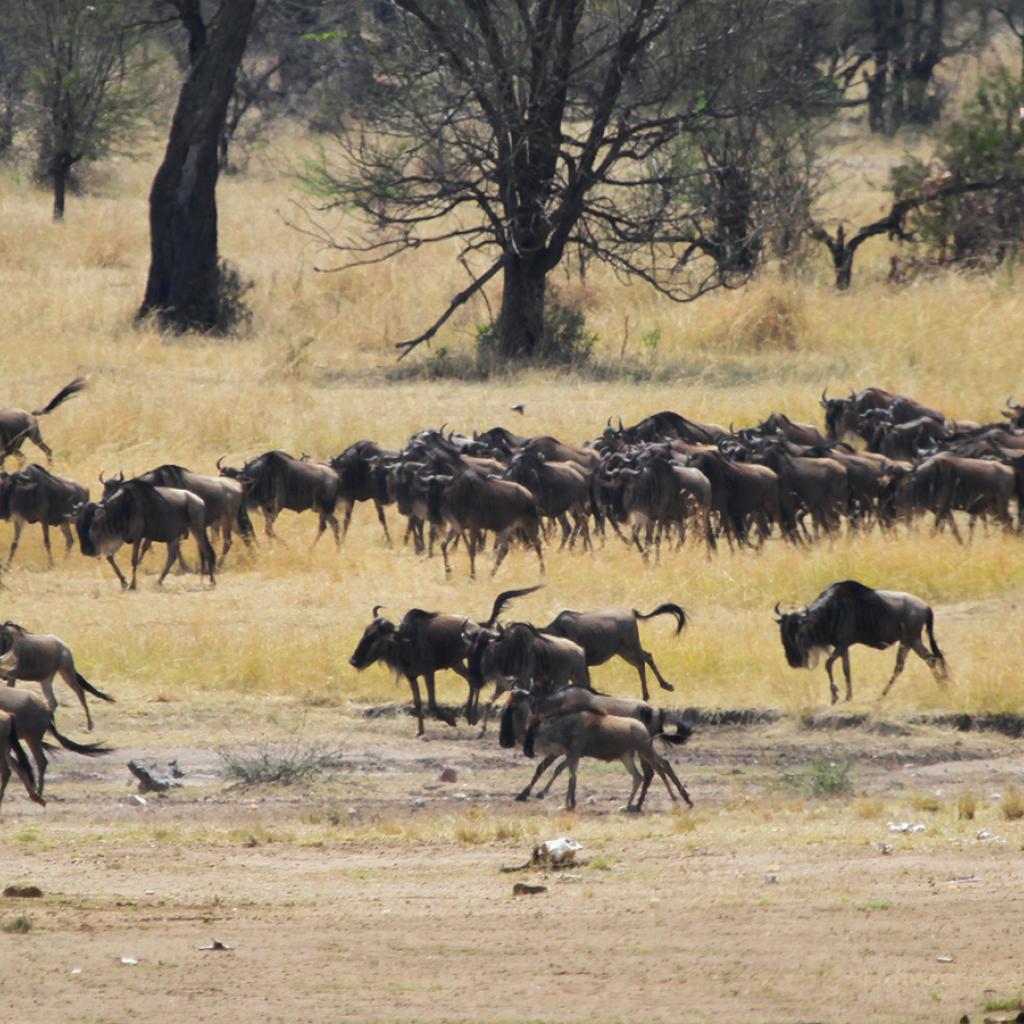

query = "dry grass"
[{"left": 1, "top": 124, "right": 1024, "bottom": 733}]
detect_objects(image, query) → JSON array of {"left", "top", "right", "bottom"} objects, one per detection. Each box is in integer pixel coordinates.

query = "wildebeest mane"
[
  {"left": 146, "top": 464, "right": 190, "bottom": 488},
  {"left": 103, "top": 480, "right": 175, "bottom": 537},
  {"left": 76, "top": 502, "right": 100, "bottom": 556}
]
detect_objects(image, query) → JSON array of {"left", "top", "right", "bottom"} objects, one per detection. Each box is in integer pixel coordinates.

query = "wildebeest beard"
[
  {"left": 76, "top": 502, "right": 100, "bottom": 556},
  {"left": 779, "top": 614, "right": 824, "bottom": 669}
]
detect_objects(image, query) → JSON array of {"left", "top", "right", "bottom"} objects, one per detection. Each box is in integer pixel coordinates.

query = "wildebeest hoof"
[
  {"left": 515, "top": 793, "right": 529, "bottom": 802},
  {"left": 622, "top": 805, "right": 643, "bottom": 814},
  {"left": 660, "top": 681, "right": 675, "bottom": 691}
]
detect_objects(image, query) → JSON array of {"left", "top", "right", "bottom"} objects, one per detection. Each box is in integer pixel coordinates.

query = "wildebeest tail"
[
  {"left": 925, "top": 608, "right": 948, "bottom": 676},
  {"left": 8, "top": 719, "right": 43, "bottom": 803},
  {"left": 33, "top": 377, "right": 86, "bottom": 416},
  {"left": 634, "top": 602, "right": 687, "bottom": 634},
  {"left": 76, "top": 672, "right": 115, "bottom": 703},
  {"left": 48, "top": 720, "right": 111, "bottom": 756},
  {"left": 659, "top": 710, "right": 693, "bottom": 745},
  {"left": 483, "top": 585, "right": 543, "bottom": 627}
]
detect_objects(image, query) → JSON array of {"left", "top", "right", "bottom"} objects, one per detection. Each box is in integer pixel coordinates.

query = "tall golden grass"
[{"left": 1, "top": 128, "right": 1023, "bottom": 724}]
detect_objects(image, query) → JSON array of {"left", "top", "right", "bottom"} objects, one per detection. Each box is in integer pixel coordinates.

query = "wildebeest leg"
[
  {"left": 841, "top": 649, "right": 853, "bottom": 701},
  {"left": 28, "top": 429, "right": 52, "bottom": 463},
  {"left": 565, "top": 757, "right": 579, "bottom": 810},
  {"left": 41, "top": 521, "right": 54, "bottom": 567},
  {"left": 374, "top": 500, "right": 392, "bottom": 547},
  {"left": 339, "top": 499, "right": 354, "bottom": 542},
  {"left": 218, "top": 520, "right": 232, "bottom": 568},
  {"left": 407, "top": 675, "right": 425, "bottom": 736},
  {"left": 440, "top": 528, "right": 457, "bottom": 579},
  {"left": 879, "top": 643, "right": 909, "bottom": 698},
  {"left": 40, "top": 672, "right": 59, "bottom": 713},
  {"left": 4, "top": 518, "right": 22, "bottom": 569},
  {"left": 24, "top": 734, "right": 47, "bottom": 795},
  {"left": 621, "top": 753, "right": 645, "bottom": 812},
  {"left": 640, "top": 646, "right": 675, "bottom": 693},
  {"left": 423, "top": 671, "right": 456, "bottom": 727},
  {"left": 490, "top": 530, "right": 509, "bottom": 578},
  {"left": 628, "top": 655, "right": 652, "bottom": 702},
  {"left": 656, "top": 755, "right": 693, "bottom": 806},
  {"left": 534, "top": 757, "right": 569, "bottom": 799},
  {"left": 516, "top": 755, "right": 559, "bottom": 801},
  {"left": 263, "top": 509, "right": 278, "bottom": 542},
  {"left": 56, "top": 661, "right": 94, "bottom": 731},
  {"left": 824, "top": 650, "right": 841, "bottom": 704},
  {"left": 529, "top": 524, "right": 545, "bottom": 576},
  {"left": 107, "top": 555, "right": 129, "bottom": 590},
  {"left": 60, "top": 522, "right": 74, "bottom": 556},
  {"left": 156, "top": 540, "right": 179, "bottom": 587},
  {"left": 556, "top": 513, "right": 572, "bottom": 551}
]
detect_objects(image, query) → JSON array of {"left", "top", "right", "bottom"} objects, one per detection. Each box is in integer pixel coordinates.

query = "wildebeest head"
[
  {"left": 75, "top": 501, "right": 103, "bottom": 556},
  {"left": 463, "top": 624, "right": 502, "bottom": 688},
  {"left": 349, "top": 607, "right": 399, "bottom": 671},
  {"left": 424, "top": 472, "right": 454, "bottom": 525},
  {"left": 498, "top": 688, "right": 531, "bottom": 749},
  {"left": 774, "top": 601, "right": 816, "bottom": 668},
  {"left": 99, "top": 469, "right": 126, "bottom": 500},
  {"left": 1002, "top": 397, "right": 1024, "bottom": 429},
  {"left": 0, "top": 621, "right": 22, "bottom": 657},
  {"left": 821, "top": 389, "right": 855, "bottom": 442}
]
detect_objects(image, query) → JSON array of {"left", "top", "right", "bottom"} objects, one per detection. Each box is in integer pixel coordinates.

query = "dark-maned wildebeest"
[
  {"left": 540, "top": 603, "right": 687, "bottom": 701},
  {"left": 102, "top": 466, "right": 252, "bottom": 568},
  {"left": 504, "top": 686, "right": 692, "bottom": 801},
  {"left": 0, "top": 710, "right": 45, "bottom": 812},
  {"left": 330, "top": 440, "right": 397, "bottom": 546},
  {"left": 500, "top": 690, "right": 692, "bottom": 812},
  {"left": 76, "top": 480, "right": 216, "bottom": 590},
  {"left": 608, "top": 411, "right": 728, "bottom": 446},
  {"left": 0, "top": 688, "right": 110, "bottom": 795},
  {"left": 0, "top": 378, "right": 86, "bottom": 467},
  {"left": 504, "top": 450, "right": 592, "bottom": 551},
  {"left": 0, "top": 622, "right": 115, "bottom": 732},
  {"left": 0, "top": 464, "right": 88, "bottom": 568},
  {"left": 758, "top": 412, "right": 831, "bottom": 449},
  {"left": 218, "top": 451, "right": 341, "bottom": 546},
  {"left": 348, "top": 587, "right": 541, "bottom": 736},
  {"left": 758, "top": 445, "right": 848, "bottom": 538},
  {"left": 687, "top": 450, "right": 787, "bottom": 546},
  {"left": 775, "top": 580, "right": 947, "bottom": 704},
  {"left": 425, "top": 469, "right": 545, "bottom": 579}
]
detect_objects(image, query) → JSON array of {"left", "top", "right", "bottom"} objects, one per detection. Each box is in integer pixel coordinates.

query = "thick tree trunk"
[
  {"left": 138, "top": 0, "right": 255, "bottom": 332},
  {"left": 52, "top": 162, "right": 68, "bottom": 222},
  {"left": 498, "top": 258, "right": 547, "bottom": 360}
]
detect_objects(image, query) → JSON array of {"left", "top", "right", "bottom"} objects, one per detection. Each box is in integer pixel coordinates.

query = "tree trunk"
[
  {"left": 498, "top": 257, "right": 547, "bottom": 360},
  {"left": 52, "top": 161, "right": 68, "bottom": 222},
  {"left": 138, "top": 0, "right": 256, "bottom": 332}
]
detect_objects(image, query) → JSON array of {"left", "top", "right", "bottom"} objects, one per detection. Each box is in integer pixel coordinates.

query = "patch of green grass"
[
  {"left": 984, "top": 997, "right": 1022, "bottom": 1012},
  {"left": 785, "top": 757, "right": 854, "bottom": 798},
  {"left": 859, "top": 901, "right": 891, "bottom": 911},
  {"left": 2, "top": 915, "right": 32, "bottom": 934}
]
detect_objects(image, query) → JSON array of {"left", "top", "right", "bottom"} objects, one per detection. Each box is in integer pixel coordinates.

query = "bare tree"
[
  {"left": 138, "top": 0, "right": 256, "bottom": 333},
  {"left": 297, "top": 0, "right": 828, "bottom": 362},
  {"left": 3, "top": 0, "right": 152, "bottom": 220}
]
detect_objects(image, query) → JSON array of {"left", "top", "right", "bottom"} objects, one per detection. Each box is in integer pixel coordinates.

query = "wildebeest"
[
  {"left": 0, "top": 464, "right": 88, "bottom": 568},
  {"left": 0, "top": 622, "right": 115, "bottom": 732},
  {"left": 607, "top": 412, "right": 728, "bottom": 446},
  {"left": 0, "top": 710, "right": 44, "bottom": 813},
  {"left": 500, "top": 690, "right": 692, "bottom": 812},
  {"left": 506, "top": 685, "right": 693, "bottom": 801},
  {"left": 503, "top": 450, "right": 592, "bottom": 551},
  {"left": 775, "top": 580, "right": 947, "bottom": 703},
  {"left": 0, "top": 688, "right": 110, "bottom": 795},
  {"left": 218, "top": 451, "right": 341, "bottom": 546},
  {"left": 76, "top": 479, "right": 217, "bottom": 590},
  {"left": 540, "top": 603, "right": 687, "bottom": 701},
  {"left": 0, "top": 378, "right": 86, "bottom": 466},
  {"left": 425, "top": 468, "right": 545, "bottom": 579},
  {"left": 348, "top": 586, "right": 541, "bottom": 735},
  {"left": 330, "top": 440, "right": 397, "bottom": 546},
  {"left": 103, "top": 466, "right": 252, "bottom": 567},
  {"left": 758, "top": 412, "right": 831, "bottom": 449},
  {"left": 688, "top": 450, "right": 787, "bottom": 546}
]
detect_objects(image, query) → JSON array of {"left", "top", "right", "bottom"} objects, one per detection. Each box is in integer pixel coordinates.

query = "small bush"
[
  {"left": 2, "top": 915, "right": 32, "bottom": 934},
  {"left": 957, "top": 788, "right": 977, "bottom": 821},
  {"left": 213, "top": 259, "right": 254, "bottom": 335},
  {"left": 1001, "top": 782, "right": 1024, "bottom": 821},
  {"left": 803, "top": 757, "right": 853, "bottom": 798},
  {"left": 475, "top": 291, "right": 596, "bottom": 370},
  {"left": 217, "top": 738, "right": 343, "bottom": 786},
  {"left": 911, "top": 793, "right": 941, "bottom": 813}
]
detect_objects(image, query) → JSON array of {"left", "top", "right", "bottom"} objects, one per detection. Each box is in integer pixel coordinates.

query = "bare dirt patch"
[{"left": 3, "top": 704, "right": 1023, "bottom": 1023}]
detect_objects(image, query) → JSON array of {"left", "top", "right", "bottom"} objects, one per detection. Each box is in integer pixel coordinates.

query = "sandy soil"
[{"left": 2, "top": 706, "right": 1023, "bottom": 1024}]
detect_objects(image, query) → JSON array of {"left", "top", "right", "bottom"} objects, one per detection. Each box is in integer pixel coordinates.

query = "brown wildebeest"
[
  {"left": 0, "top": 378, "right": 86, "bottom": 466},
  {"left": 0, "top": 622, "right": 115, "bottom": 731},
  {"left": 758, "top": 412, "right": 830, "bottom": 448},
  {"left": 348, "top": 586, "right": 542, "bottom": 736},
  {"left": 0, "top": 464, "right": 88, "bottom": 568},
  {"left": 76, "top": 479, "right": 217, "bottom": 590},
  {"left": 507, "top": 686, "right": 693, "bottom": 801},
  {"left": 0, "top": 688, "right": 110, "bottom": 795},
  {"left": 500, "top": 690, "right": 692, "bottom": 812},
  {"left": 540, "top": 603, "right": 687, "bottom": 701},
  {"left": 425, "top": 468, "right": 545, "bottom": 579},
  {"left": 218, "top": 450, "right": 341, "bottom": 546},
  {"left": 0, "top": 710, "right": 45, "bottom": 813},
  {"left": 103, "top": 466, "right": 253, "bottom": 568},
  {"left": 330, "top": 440, "right": 398, "bottom": 546},
  {"left": 775, "top": 580, "right": 947, "bottom": 704}
]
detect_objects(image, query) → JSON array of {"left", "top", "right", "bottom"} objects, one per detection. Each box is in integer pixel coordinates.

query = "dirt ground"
[{"left": 2, "top": 700, "right": 1024, "bottom": 1024}]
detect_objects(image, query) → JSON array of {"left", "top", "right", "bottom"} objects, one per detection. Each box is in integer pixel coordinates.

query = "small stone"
[
  {"left": 439, "top": 767, "right": 457, "bottom": 783},
  {"left": 512, "top": 883, "right": 547, "bottom": 896},
  {"left": 119, "top": 957, "right": 139, "bottom": 966},
  {"left": 2, "top": 885, "right": 42, "bottom": 899}
]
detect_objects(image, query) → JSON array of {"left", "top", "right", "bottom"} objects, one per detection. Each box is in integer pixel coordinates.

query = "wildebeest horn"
[
  {"left": 216, "top": 455, "right": 225, "bottom": 471},
  {"left": 98, "top": 469, "right": 105, "bottom": 483},
  {"left": 606, "top": 416, "right": 612, "bottom": 428},
  {"left": 372, "top": 604, "right": 385, "bottom": 618},
  {"left": 820, "top": 388, "right": 828, "bottom": 407},
  {"left": 773, "top": 601, "right": 782, "bottom": 618},
  {"left": 618, "top": 416, "right": 624, "bottom": 431}
]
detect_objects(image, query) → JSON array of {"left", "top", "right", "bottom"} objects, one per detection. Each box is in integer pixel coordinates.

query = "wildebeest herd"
[{"left": 0, "top": 377, "right": 998, "bottom": 814}]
